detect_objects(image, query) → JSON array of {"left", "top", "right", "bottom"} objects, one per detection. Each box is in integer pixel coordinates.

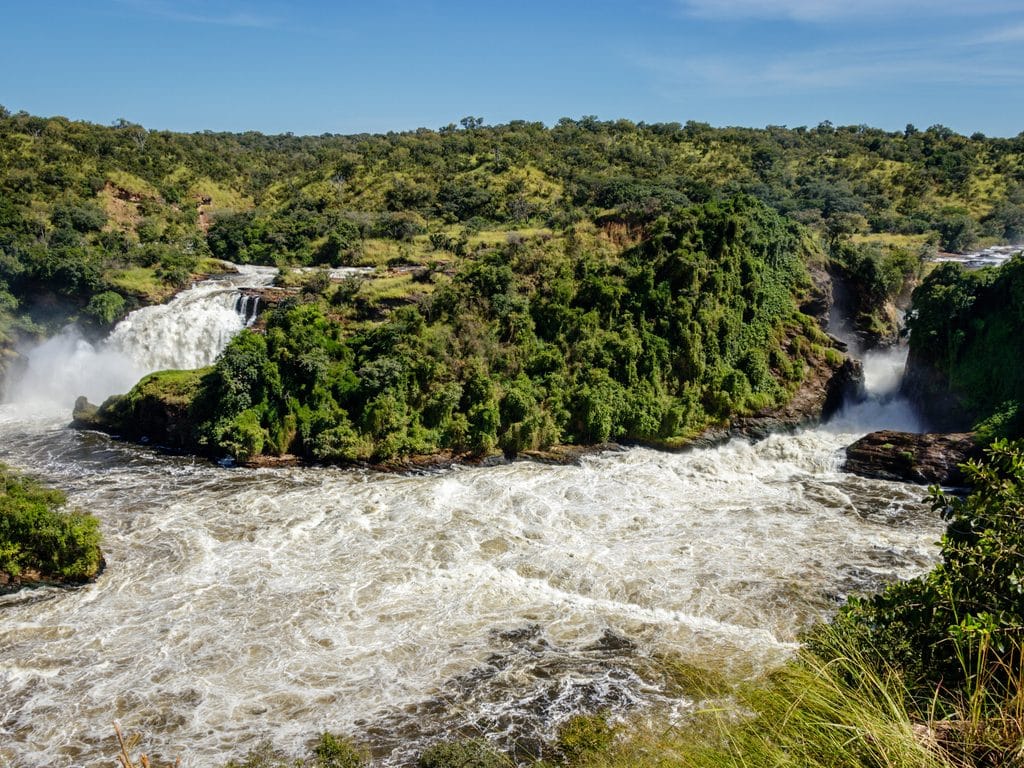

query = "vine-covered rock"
[{"left": 76, "top": 197, "right": 851, "bottom": 465}]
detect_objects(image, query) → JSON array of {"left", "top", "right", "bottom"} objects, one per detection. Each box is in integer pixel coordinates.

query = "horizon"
[
  {"left": 4, "top": 108, "right": 1018, "bottom": 141},
  {"left": 2, "top": 0, "right": 1023, "bottom": 138}
]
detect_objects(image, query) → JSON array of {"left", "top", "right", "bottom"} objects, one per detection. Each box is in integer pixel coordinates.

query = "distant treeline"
[{"left": 1, "top": 109, "right": 1022, "bottom": 340}]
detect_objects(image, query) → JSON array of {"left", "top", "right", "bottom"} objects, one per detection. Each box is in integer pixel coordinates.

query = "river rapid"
[{"left": 0, "top": 271, "right": 943, "bottom": 767}]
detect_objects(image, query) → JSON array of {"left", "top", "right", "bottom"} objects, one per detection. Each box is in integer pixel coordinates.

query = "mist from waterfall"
[
  {"left": 827, "top": 344, "right": 925, "bottom": 433},
  {"left": 3, "top": 265, "right": 277, "bottom": 413}
]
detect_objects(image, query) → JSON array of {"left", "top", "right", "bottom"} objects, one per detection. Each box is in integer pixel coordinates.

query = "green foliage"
[
  {"left": 83, "top": 290, "right": 127, "bottom": 326},
  {"left": 223, "top": 733, "right": 365, "bottom": 768},
  {"left": 935, "top": 208, "right": 980, "bottom": 253},
  {"left": 178, "top": 197, "right": 834, "bottom": 464},
  {"left": 416, "top": 739, "right": 507, "bottom": 768},
  {"left": 0, "top": 464, "right": 102, "bottom": 582},
  {"left": 3, "top": 109, "right": 1022, "bottom": 374},
  {"left": 554, "top": 714, "right": 616, "bottom": 765},
  {"left": 312, "top": 733, "right": 367, "bottom": 768},
  {"left": 908, "top": 255, "right": 1024, "bottom": 434}
]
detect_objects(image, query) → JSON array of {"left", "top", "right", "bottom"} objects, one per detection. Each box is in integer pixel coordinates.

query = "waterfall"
[
  {"left": 827, "top": 345, "right": 924, "bottom": 433},
  {"left": 824, "top": 271, "right": 924, "bottom": 433},
  {"left": 235, "top": 294, "right": 261, "bottom": 327},
  {"left": 4, "top": 265, "right": 277, "bottom": 411}
]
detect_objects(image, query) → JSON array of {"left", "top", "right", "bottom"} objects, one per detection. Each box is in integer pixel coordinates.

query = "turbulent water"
[
  {"left": 0, "top": 269, "right": 944, "bottom": 767},
  {"left": 933, "top": 243, "right": 1022, "bottom": 270}
]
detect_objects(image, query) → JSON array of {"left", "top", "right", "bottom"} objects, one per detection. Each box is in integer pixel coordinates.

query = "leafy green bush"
[
  {"left": 83, "top": 290, "right": 127, "bottom": 326},
  {"left": 0, "top": 464, "right": 102, "bottom": 582},
  {"left": 312, "top": 733, "right": 367, "bottom": 768}
]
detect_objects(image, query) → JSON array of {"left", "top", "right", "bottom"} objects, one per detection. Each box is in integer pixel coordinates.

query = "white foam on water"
[
  {"left": 0, "top": 414, "right": 942, "bottom": 767},
  {"left": 932, "top": 245, "right": 1022, "bottom": 270},
  {"left": 828, "top": 345, "right": 925, "bottom": 433},
  {"left": 0, "top": 264, "right": 945, "bottom": 766}
]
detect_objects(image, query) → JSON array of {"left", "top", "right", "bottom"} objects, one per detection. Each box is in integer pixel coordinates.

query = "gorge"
[{"left": 0, "top": 263, "right": 945, "bottom": 767}]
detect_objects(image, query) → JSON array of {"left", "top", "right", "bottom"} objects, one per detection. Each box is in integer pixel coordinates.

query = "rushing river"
[{"left": 0, "top": 270, "right": 943, "bottom": 767}]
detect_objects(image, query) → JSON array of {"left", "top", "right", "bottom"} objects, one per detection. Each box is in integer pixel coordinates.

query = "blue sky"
[{"left": 2, "top": 0, "right": 1023, "bottom": 136}]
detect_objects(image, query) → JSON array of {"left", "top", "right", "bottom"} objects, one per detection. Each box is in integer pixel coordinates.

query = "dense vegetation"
[
  {"left": 92, "top": 195, "right": 841, "bottom": 464},
  {"left": 2, "top": 108, "right": 1024, "bottom": 364},
  {"left": 5, "top": 107, "right": 1024, "bottom": 764},
  {"left": 0, "top": 463, "right": 102, "bottom": 585},
  {"left": 907, "top": 254, "right": 1024, "bottom": 438}
]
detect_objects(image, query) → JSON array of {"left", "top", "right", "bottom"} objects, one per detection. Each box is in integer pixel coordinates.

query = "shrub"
[
  {"left": 0, "top": 464, "right": 102, "bottom": 582},
  {"left": 312, "top": 733, "right": 367, "bottom": 768}
]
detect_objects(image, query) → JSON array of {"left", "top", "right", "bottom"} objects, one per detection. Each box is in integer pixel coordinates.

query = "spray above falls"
[{"left": 4, "top": 265, "right": 277, "bottom": 411}]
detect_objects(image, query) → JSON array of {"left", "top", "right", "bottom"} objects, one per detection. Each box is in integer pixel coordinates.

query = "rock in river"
[{"left": 843, "top": 430, "right": 983, "bottom": 485}]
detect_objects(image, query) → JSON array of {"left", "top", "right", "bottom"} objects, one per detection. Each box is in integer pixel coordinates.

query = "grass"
[
  {"left": 567, "top": 626, "right": 1024, "bottom": 768},
  {"left": 849, "top": 233, "right": 932, "bottom": 249},
  {"left": 357, "top": 272, "right": 436, "bottom": 303},
  {"left": 124, "top": 368, "right": 210, "bottom": 407},
  {"left": 104, "top": 629, "right": 1023, "bottom": 768},
  {"left": 103, "top": 267, "right": 175, "bottom": 303},
  {"left": 106, "top": 169, "right": 162, "bottom": 200},
  {"left": 187, "top": 175, "right": 254, "bottom": 211}
]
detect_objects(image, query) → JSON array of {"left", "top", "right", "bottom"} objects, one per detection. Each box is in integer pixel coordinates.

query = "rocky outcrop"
[
  {"left": 733, "top": 352, "right": 863, "bottom": 440},
  {"left": 843, "top": 430, "right": 983, "bottom": 485},
  {"left": 72, "top": 368, "right": 208, "bottom": 454},
  {"left": 801, "top": 264, "right": 834, "bottom": 326}
]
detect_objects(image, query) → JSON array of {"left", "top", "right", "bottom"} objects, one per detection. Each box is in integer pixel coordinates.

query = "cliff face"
[
  {"left": 900, "top": 346, "right": 975, "bottom": 432},
  {"left": 730, "top": 353, "right": 861, "bottom": 440},
  {"left": 902, "top": 258, "right": 1024, "bottom": 437}
]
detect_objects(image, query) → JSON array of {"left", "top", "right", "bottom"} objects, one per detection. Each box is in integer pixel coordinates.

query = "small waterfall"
[
  {"left": 105, "top": 283, "right": 249, "bottom": 373},
  {"left": 827, "top": 345, "right": 924, "bottom": 433},
  {"left": 4, "top": 265, "right": 277, "bottom": 410},
  {"left": 824, "top": 271, "right": 924, "bottom": 434},
  {"left": 235, "top": 294, "right": 261, "bottom": 327}
]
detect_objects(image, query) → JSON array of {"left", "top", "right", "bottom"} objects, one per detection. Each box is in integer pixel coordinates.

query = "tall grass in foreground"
[{"left": 581, "top": 630, "right": 1023, "bottom": 768}]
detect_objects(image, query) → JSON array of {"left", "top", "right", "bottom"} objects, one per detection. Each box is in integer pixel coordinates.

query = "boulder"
[
  {"left": 843, "top": 430, "right": 983, "bottom": 485},
  {"left": 71, "top": 368, "right": 209, "bottom": 453}
]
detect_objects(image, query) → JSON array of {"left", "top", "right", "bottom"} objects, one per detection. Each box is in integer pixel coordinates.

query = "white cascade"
[{"left": 4, "top": 265, "right": 277, "bottom": 411}]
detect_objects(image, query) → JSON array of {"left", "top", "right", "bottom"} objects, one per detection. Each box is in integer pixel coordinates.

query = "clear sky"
[{"left": 3, "top": 0, "right": 1023, "bottom": 137}]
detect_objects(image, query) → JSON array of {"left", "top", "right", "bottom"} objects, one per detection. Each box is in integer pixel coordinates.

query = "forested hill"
[{"left": 2, "top": 109, "right": 1023, "bottom": 348}]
